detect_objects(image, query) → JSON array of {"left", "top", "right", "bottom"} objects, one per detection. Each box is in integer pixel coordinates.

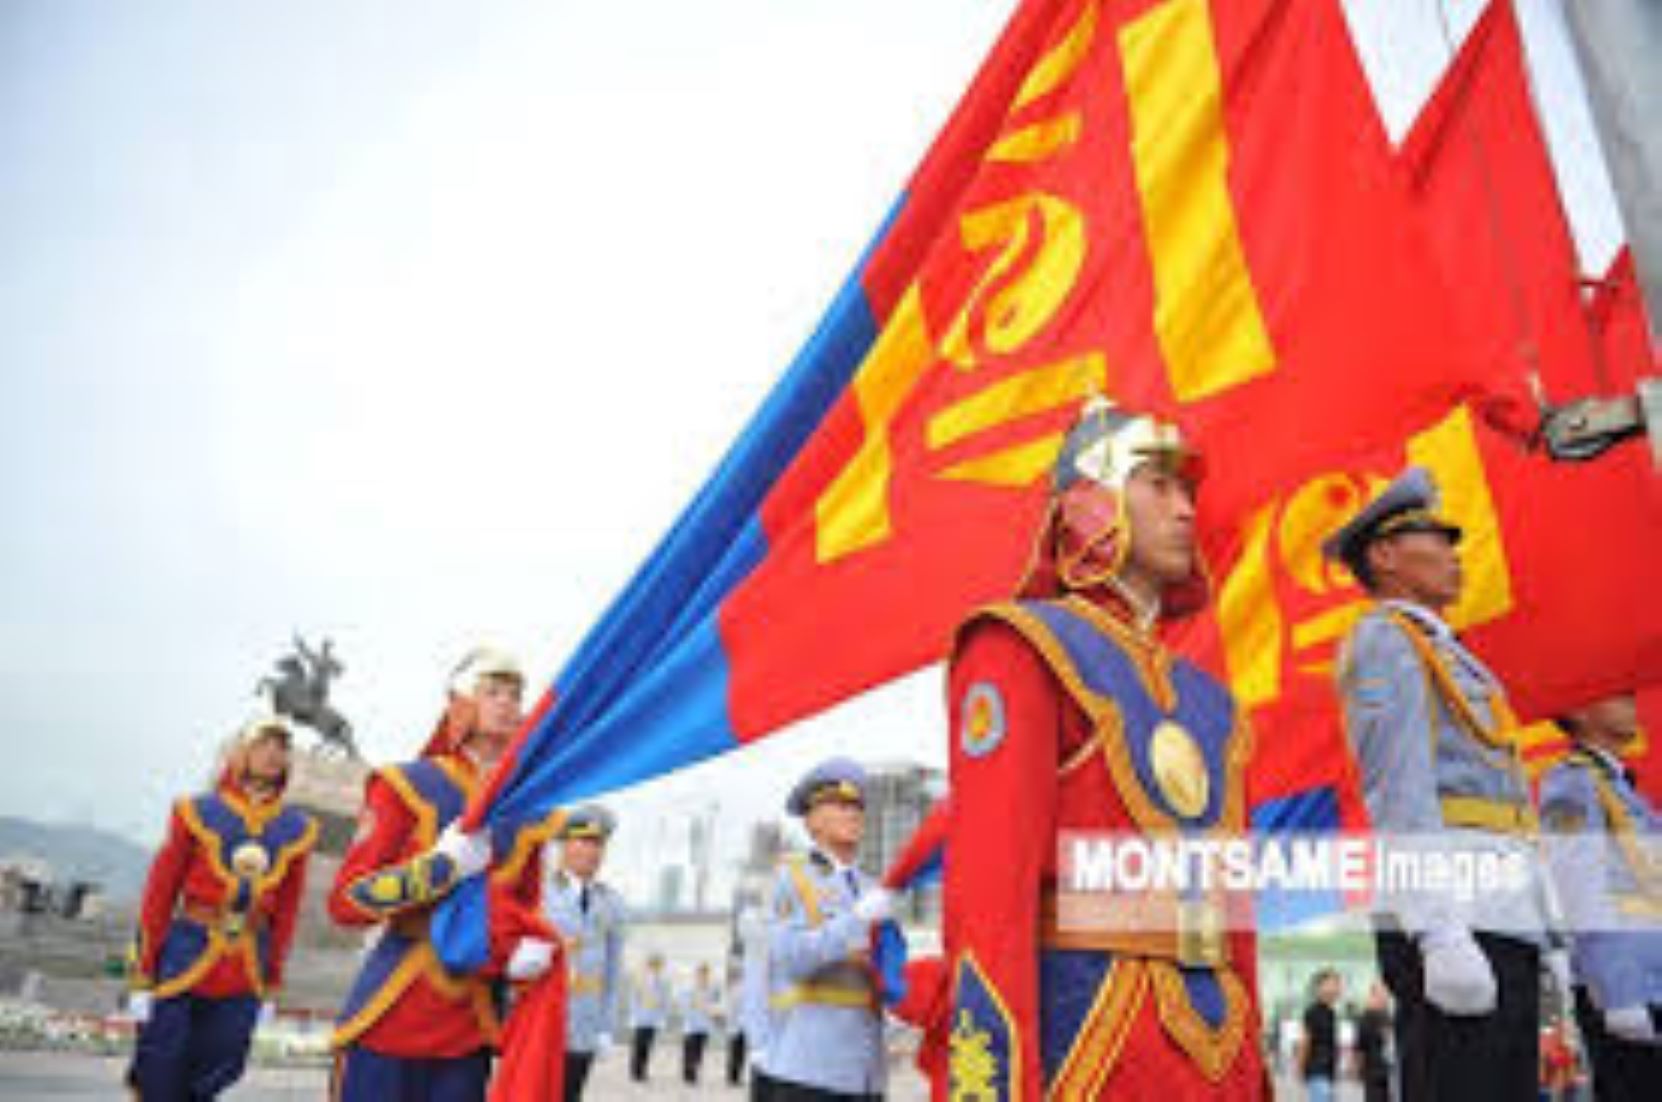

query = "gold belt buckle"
[{"left": 1176, "top": 898, "right": 1225, "bottom": 968}]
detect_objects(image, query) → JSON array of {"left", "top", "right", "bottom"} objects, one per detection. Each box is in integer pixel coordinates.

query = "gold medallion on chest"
[{"left": 1150, "top": 720, "right": 1209, "bottom": 819}]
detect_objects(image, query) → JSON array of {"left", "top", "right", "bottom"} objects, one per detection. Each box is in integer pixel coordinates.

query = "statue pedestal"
[
  {"left": 285, "top": 748, "right": 368, "bottom": 858},
  {"left": 281, "top": 748, "right": 374, "bottom": 1010}
]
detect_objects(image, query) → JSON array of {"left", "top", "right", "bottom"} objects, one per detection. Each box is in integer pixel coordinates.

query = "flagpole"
[
  {"left": 1559, "top": 0, "right": 1662, "bottom": 338},
  {"left": 1552, "top": 0, "right": 1662, "bottom": 467}
]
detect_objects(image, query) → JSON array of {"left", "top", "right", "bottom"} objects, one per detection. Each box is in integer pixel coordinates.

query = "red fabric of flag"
[{"left": 722, "top": 0, "right": 1477, "bottom": 741}]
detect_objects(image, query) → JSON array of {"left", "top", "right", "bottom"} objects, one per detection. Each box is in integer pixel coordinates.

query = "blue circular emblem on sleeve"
[{"left": 960, "top": 682, "right": 1007, "bottom": 758}]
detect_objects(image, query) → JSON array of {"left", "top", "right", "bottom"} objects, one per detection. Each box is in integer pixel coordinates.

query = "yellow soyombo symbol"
[
  {"left": 1218, "top": 405, "right": 1515, "bottom": 710},
  {"left": 988, "top": 0, "right": 1097, "bottom": 165},
  {"left": 813, "top": 0, "right": 1279, "bottom": 565},
  {"left": 948, "top": 1008, "right": 999, "bottom": 1100},
  {"left": 939, "top": 194, "right": 1087, "bottom": 373}
]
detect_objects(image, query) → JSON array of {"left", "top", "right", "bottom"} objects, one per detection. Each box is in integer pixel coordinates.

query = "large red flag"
[
  {"left": 1397, "top": 0, "right": 1599, "bottom": 407},
  {"left": 1205, "top": 1, "right": 1662, "bottom": 823},
  {"left": 724, "top": 0, "right": 1477, "bottom": 739},
  {"left": 470, "top": 0, "right": 1487, "bottom": 858},
  {"left": 1586, "top": 247, "right": 1658, "bottom": 388}
]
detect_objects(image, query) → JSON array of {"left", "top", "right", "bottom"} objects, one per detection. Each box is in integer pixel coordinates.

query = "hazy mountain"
[{"left": 0, "top": 817, "right": 150, "bottom": 902}]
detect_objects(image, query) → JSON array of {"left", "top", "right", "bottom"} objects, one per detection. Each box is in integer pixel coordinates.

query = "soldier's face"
[
  {"left": 1573, "top": 694, "right": 1640, "bottom": 748},
  {"left": 806, "top": 797, "right": 865, "bottom": 852},
  {"left": 1121, "top": 463, "right": 1197, "bottom": 588},
  {"left": 562, "top": 837, "right": 605, "bottom": 878},
  {"left": 244, "top": 733, "right": 290, "bottom": 787},
  {"left": 466, "top": 675, "right": 524, "bottom": 762},
  {"left": 1373, "top": 530, "right": 1462, "bottom": 609},
  {"left": 472, "top": 678, "right": 521, "bottom": 737}
]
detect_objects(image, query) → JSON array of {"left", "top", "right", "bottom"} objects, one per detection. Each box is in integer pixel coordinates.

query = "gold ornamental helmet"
[
  {"left": 447, "top": 646, "right": 525, "bottom": 700},
  {"left": 1052, "top": 396, "right": 1203, "bottom": 496},
  {"left": 1019, "top": 396, "right": 1209, "bottom": 618},
  {"left": 236, "top": 713, "right": 294, "bottom": 749}
]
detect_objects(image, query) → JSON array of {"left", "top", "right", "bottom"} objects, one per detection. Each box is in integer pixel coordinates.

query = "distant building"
[
  {"left": 656, "top": 864, "right": 685, "bottom": 913},
  {"left": 860, "top": 761, "right": 945, "bottom": 924}
]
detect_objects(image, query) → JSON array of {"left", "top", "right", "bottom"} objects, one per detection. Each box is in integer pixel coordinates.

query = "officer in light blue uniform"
[
  {"left": 1540, "top": 694, "right": 1662, "bottom": 1101},
  {"left": 542, "top": 804, "right": 624, "bottom": 1102},
  {"left": 764, "top": 757, "right": 892, "bottom": 1101},
  {"left": 735, "top": 893, "right": 773, "bottom": 1096},
  {"left": 628, "top": 952, "right": 672, "bottom": 1082},
  {"left": 678, "top": 961, "right": 720, "bottom": 1085},
  {"left": 1328, "top": 467, "right": 1559, "bottom": 1102}
]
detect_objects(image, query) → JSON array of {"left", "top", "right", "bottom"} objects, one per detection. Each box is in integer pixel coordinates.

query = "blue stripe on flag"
[
  {"left": 1251, "top": 787, "right": 1344, "bottom": 932},
  {"left": 484, "top": 199, "right": 900, "bottom": 826}
]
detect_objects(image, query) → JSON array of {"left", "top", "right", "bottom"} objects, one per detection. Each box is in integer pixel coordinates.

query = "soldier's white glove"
[
  {"left": 853, "top": 888, "right": 896, "bottom": 925},
  {"left": 258, "top": 1001, "right": 277, "bottom": 1028},
  {"left": 595, "top": 1031, "right": 614, "bottom": 1051},
  {"left": 128, "top": 991, "right": 153, "bottom": 1024},
  {"left": 506, "top": 937, "right": 556, "bottom": 980},
  {"left": 432, "top": 823, "right": 492, "bottom": 880},
  {"left": 1543, "top": 948, "right": 1574, "bottom": 1001},
  {"left": 1419, "top": 926, "right": 1497, "bottom": 1016},
  {"left": 1605, "top": 1005, "right": 1660, "bottom": 1044}
]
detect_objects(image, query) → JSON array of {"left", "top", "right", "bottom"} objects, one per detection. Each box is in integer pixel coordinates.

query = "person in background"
[
  {"left": 542, "top": 804, "right": 625, "bottom": 1101},
  {"left": 724, "top": 955, "right": 749, "bottom": 1087},
  {"left": 1540, "top": 693, "right": 1662, "bottom": 1102},
  {"left": 1538, "top": 1018, "right": 1579, "bottom": 1101},
  {"left": 735, "top": 892, "right": 776, "bottom": 1098},
  {"left": 680, "top": 961, "right": 719, "bottom": 1085},
  {"left": 1296, "top": 969, "right": 1342, "bottom": 1102},
  {"left": 1353, "top": 981, "right": 1394, "bottom": 1102},
  {"left": 764, "top": 757, "right": 893, "bottom": 1100},
  {"left": 628, "top": 952, "right": 671, "bottom": 1083},
  {"left": 126, "top": 715, "right": 318, "bottom": 1099}
]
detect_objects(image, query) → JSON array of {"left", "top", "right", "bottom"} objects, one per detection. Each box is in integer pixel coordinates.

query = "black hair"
[{"left": 1344, "top": 547, "right": 1379, "bottom": 592}]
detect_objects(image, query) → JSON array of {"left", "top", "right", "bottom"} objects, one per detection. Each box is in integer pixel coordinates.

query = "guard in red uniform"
[
  {"left": 329, "top": 647, "right": 560, "bottom": 1101},
  {"left": 943, "top": 398, "right": 1265, "bottom": 1099},
  {"left": 126, "top": 714, "right": 318, "bottom": 1100}
]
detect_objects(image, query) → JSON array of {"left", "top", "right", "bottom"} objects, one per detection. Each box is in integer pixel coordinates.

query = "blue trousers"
[
  {"left": 334, "top": 1045, "right": 491, "bottom": 1102},
  {"left": 127, "top": 992, "right": 260, "bottom": 1100}
]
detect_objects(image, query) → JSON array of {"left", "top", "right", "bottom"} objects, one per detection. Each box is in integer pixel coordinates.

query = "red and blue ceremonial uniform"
[
  {"left": 945, "top": 594, "right": 1265, "bottom": 1099},
  {"left": 329, "top": 752, "right": 551, "bottom": 1101},
  {"left": 127, "top": 782, "right": 317, "bottom": 1099}
]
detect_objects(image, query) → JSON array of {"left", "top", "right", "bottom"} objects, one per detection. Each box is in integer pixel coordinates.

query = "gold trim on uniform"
[
  {"left": 1148, "top": 961, "right": 1249, "bottom": 1084},
  {"left": 1048, "top": 957, "right": 1150, "bottom": 1098}
]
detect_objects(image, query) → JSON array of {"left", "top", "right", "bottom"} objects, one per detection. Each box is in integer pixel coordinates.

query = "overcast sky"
[{"left": 0, "top": 1, "right": 1625, "bottom": 900}]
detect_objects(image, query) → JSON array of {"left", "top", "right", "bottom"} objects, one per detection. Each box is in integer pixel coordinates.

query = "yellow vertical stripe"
[
  {"left": 1120, "top": 0, "right": 1276, "bottom": 402},
  {"left": 1406, "top": 405, "right": 1514, "bottom": 629},
  {"left": 1217, "top": 500, "right": 1282, "bottom": 710},
  {"left": 813, "top": 284, "right": 934, "bottom": 563}
]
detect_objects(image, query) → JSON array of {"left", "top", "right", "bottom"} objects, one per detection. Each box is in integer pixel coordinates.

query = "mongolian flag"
[
  {"left": 1197, "top": 0, "right": 1662, "bottom": 840},
  {"left": 455, "top": 0, "right": 1480, "bottom": 867}
]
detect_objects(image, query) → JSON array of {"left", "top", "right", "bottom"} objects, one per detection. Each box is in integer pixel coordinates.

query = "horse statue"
[{"left": 257, "top": 634, "right": 360, "bottom": 760}]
